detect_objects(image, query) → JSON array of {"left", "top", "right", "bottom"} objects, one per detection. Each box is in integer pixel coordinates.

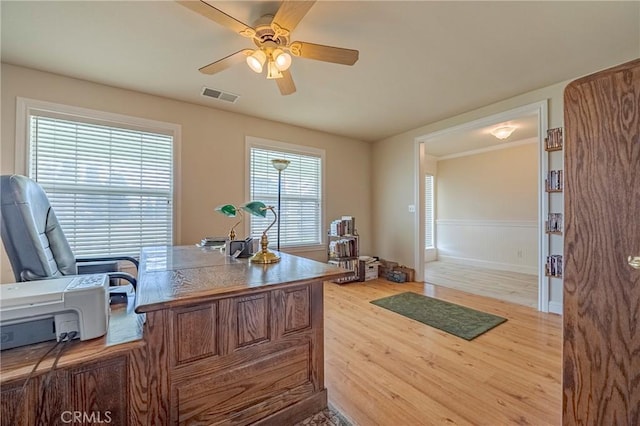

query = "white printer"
[{"left": 0, "top": 274, "right": 109, "bottom": 350}]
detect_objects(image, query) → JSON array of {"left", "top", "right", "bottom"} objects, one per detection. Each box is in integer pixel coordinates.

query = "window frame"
[
  {"left": 15, "top": 97, "right": 182, "bottom": 252},
  {"left": 245, "top": 136, "right": 325, "bottom": 253},
  {"left": 425, "top": 174, "right": 435, "bottom": 250}
]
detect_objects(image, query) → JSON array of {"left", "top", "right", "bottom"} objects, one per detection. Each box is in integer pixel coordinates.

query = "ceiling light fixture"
[
  {"left": 246, "top": 47, "right": 291, "bottom": 79},
  {"left": 266, "top": 60, "right": 283, "bottom": 79},
  {"left": 491, "top": 126, "right": 516, "bottom": 140},
  {"left": 272, "top": 49, "right": 292, "bottom": 71},
  {"left": 246, "top": 49, "right": 267, "bottom": 73}
]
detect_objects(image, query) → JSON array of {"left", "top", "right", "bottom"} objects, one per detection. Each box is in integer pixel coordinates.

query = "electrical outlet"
[{"left": 408, "top": 205, "right": 416, "bottom": 213}]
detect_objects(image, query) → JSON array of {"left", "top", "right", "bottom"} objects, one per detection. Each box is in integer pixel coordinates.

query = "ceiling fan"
[{"left": 177, "top": 0, "right": 359, "bottom": 95}]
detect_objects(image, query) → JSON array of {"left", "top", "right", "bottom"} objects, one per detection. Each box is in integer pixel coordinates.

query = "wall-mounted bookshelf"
[
  {"left": 544, "top": 127, "right": 564, "bottom": 293},
  {"left": 545, "top": 170, "right": 564, "bottom": 192},
  {"left": 545, "top": 127, "right": 564, "bottom": 151},
  {"left": 545, "top": 254, "right": 563, "bottom": 278},
  {"left": 545, "top": 213, "right": 563, "bottom": 235}
]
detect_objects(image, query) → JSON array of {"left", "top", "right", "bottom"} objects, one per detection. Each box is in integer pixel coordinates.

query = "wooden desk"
[
  {"left": 0, "top": 299, "right": 144, "bottom": 425},
  {"left": 1, "top": 246, "right": 350, "bottom": 425}
]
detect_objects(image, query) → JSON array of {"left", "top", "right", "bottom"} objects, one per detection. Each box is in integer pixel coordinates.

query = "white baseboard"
[
  {"left": 548, "top": 301, "right": 563, "bottom": 315},
  {"left": 437, "top": 255, "right": 538, "bottom": 276},
  {"left": 436, "top": 219, "right": 538, "bottom": 274}
]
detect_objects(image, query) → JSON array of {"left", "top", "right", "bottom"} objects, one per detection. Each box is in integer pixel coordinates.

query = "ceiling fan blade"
[
  {"left": 199, "top": 49, "right": 252, "bottom": 75},
  {"left": 177, "top": 1, "right": 256, "bottom": 38},
  {"left": 289, "top": 41, "right": 359, "bottom": 65},
  {"left": 276, "top": 70, "right": 296, "bottom": 96},
  {"left": 272, "top": 0, "right": 316, "bottom": 34}
]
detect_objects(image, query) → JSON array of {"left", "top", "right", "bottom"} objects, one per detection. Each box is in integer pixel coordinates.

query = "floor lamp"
[{"left": 271, "top": 159, "right": 290, "bottom": 251}]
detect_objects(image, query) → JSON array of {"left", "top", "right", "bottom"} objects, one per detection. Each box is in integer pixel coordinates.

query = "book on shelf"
[
  {"left": 545, "top": 213, "right": 563, "bottom": 233},
  {"left": 546, "top": 170, "right": 564, "bottom": 191},
  {"left": 329, "top": 216, "right": 356, "bottom": 236},
  {"left": 545, "top": 254, "right": 563, "bottom": 278},
  {"left": 545, "top": 127, "right": 564, "bottom": 150},
  {"left": 328, "top": 238, "right": 358, "bottom": 258},
  {"left": 328, "top": 259, "right": 359, "bottom": 283}
]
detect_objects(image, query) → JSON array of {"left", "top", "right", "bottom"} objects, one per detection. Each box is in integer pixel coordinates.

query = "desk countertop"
[
  {"left": 135, "top": 245, "right": 351, "bottom": 313},
  {"left": 0, "top": 247, "right": 349, "bottom": 383},
  {"left": 0, "top": 298, "right": 144, "bottom": 384}
]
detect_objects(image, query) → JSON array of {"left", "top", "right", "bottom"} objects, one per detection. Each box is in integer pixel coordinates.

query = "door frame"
[{"left": 413, "top": 100, "right": 549, "bottom": 312}]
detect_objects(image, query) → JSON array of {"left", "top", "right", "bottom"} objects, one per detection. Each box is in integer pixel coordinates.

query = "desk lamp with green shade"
[
  {"left": 214, "top": 204, "right": 243, "bottom": 240},
  {"left": 242, "top": 201, "right": 280, "bottom": 264}
]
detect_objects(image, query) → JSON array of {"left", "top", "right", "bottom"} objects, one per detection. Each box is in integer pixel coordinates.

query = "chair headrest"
[{"left": 1, "top": 174, "right": 49, "bottom": 207}]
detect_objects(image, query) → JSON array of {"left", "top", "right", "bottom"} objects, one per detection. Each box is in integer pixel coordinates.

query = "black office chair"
[{"left": 0, "top": 174, "right": 137, "bottom": 298}]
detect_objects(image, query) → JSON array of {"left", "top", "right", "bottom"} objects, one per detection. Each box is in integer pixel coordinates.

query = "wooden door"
[{"left": 563, "top": 58, "right": 640, "bottom": 425}]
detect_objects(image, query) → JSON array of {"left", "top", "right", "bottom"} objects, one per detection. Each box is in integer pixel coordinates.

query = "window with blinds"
[
  {"left": 425, "top": 174, "right": 435, "bottom": 249},
  {"left": 28, "top": 114, "right": 174, "bottom": 257},
  {"left": 248, "top": 143, "right": 323, "bottom": 248}
]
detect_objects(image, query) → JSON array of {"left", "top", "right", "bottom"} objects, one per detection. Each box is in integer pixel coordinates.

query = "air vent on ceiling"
[{"left": 201, "top": 87, "right": 239, "bottom": 103}]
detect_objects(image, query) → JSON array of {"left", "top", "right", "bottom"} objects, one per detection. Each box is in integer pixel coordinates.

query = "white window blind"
[
  {"left": 29, "top": 114, "right": 174, "bottom": 257},
  {"left": 249, "top": 146, "right": 322, "bottom": 248},
  {"left": 425, "top": 174, "right": 434, "bottom": 249}
]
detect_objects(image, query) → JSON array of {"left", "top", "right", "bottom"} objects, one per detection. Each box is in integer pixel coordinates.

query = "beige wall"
[
  {"left": 434, "top": 142, "right": 539, "bottom": 274},
  {"left": 0, "top": 63, "right": 372, "bottom": 283},
  {"left": 372, "top": 80, "right": 567, "bottom": 269},
  {"left": 437, "top": 142, "right": 538, "bottom": 221}
]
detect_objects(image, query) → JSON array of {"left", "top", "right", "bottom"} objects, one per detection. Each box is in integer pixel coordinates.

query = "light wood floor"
[
  {"left": 324, "top": 279, "right": 562, "bottom": 425},
  {"left": 425, "top": 261, "right": 538, "bottom": 308}
]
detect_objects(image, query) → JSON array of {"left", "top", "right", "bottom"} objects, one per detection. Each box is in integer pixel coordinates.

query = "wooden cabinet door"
[
  {"left": 1, "top": 381, "right": 32, "bottom": 426},
  {"left": 1, "top": 354, "right": 129, "bottom": 426},
  {"left": 69, "top": 355, "right": 129, "bottom": 426},
  {"left": 1, "top": 371, "right": 68, "bottom": 426},
  {"left": 563, "top": 58, "right": 640, "bottom": 425}
]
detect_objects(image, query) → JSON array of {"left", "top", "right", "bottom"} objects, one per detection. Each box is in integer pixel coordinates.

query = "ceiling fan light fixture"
[
  {"left": 491, "top": 126, "right": 516, "bottom": 140},
  {"left": 266, "top": 61, "right": 283, "bottom": 79},
  {"left": 181, "top": 0, "right": 360, "bottom": 96},
  {"left": 246, "top": 49, "right": 267, "bottom": 73},
  {"left": 272, "top": 49, "right": 292, "bottom": 71}
]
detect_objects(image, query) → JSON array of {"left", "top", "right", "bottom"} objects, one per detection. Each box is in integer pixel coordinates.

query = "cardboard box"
[
  {"left": 387, "top": 270, "right": 406, "bottom": 283},
  {"left": 379, "top": 259, "right": 397, "bottom": 281},
  {"left": 364, "top": 264, "right": 378, "bottom": 281},
  {"left": 395, "top": 266, "right": 415, "bottom": 282},
  {"left": 378, "top": 266, "right": 388, "bottom": 279},
  {"left": 379, "top": 259, "right": 399, "bottom": 270},
  {"left": 359, "top": 260, "right": 379, "bottom": 281}
]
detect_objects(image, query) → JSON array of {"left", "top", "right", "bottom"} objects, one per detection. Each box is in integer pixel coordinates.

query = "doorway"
[{"left": 414, "top": 100, "right": 549, "bottom": 312}]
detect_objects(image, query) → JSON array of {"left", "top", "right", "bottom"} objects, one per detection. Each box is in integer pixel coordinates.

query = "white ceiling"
[{"left": 2, "top": 1, "right": 639, "bottom": 142}]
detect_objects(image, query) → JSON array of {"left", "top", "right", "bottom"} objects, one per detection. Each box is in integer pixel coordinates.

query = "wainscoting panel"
[{"left": 436, "top": 219, "right": 537, "bottom": 275}]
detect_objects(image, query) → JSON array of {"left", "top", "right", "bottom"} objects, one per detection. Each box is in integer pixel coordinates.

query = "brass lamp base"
[
  {"left": 250, "top": 249, "right": 280, "bottom": 264},
  {"left": 248, "top": 216, "right": 280, "bottom": 264}
]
